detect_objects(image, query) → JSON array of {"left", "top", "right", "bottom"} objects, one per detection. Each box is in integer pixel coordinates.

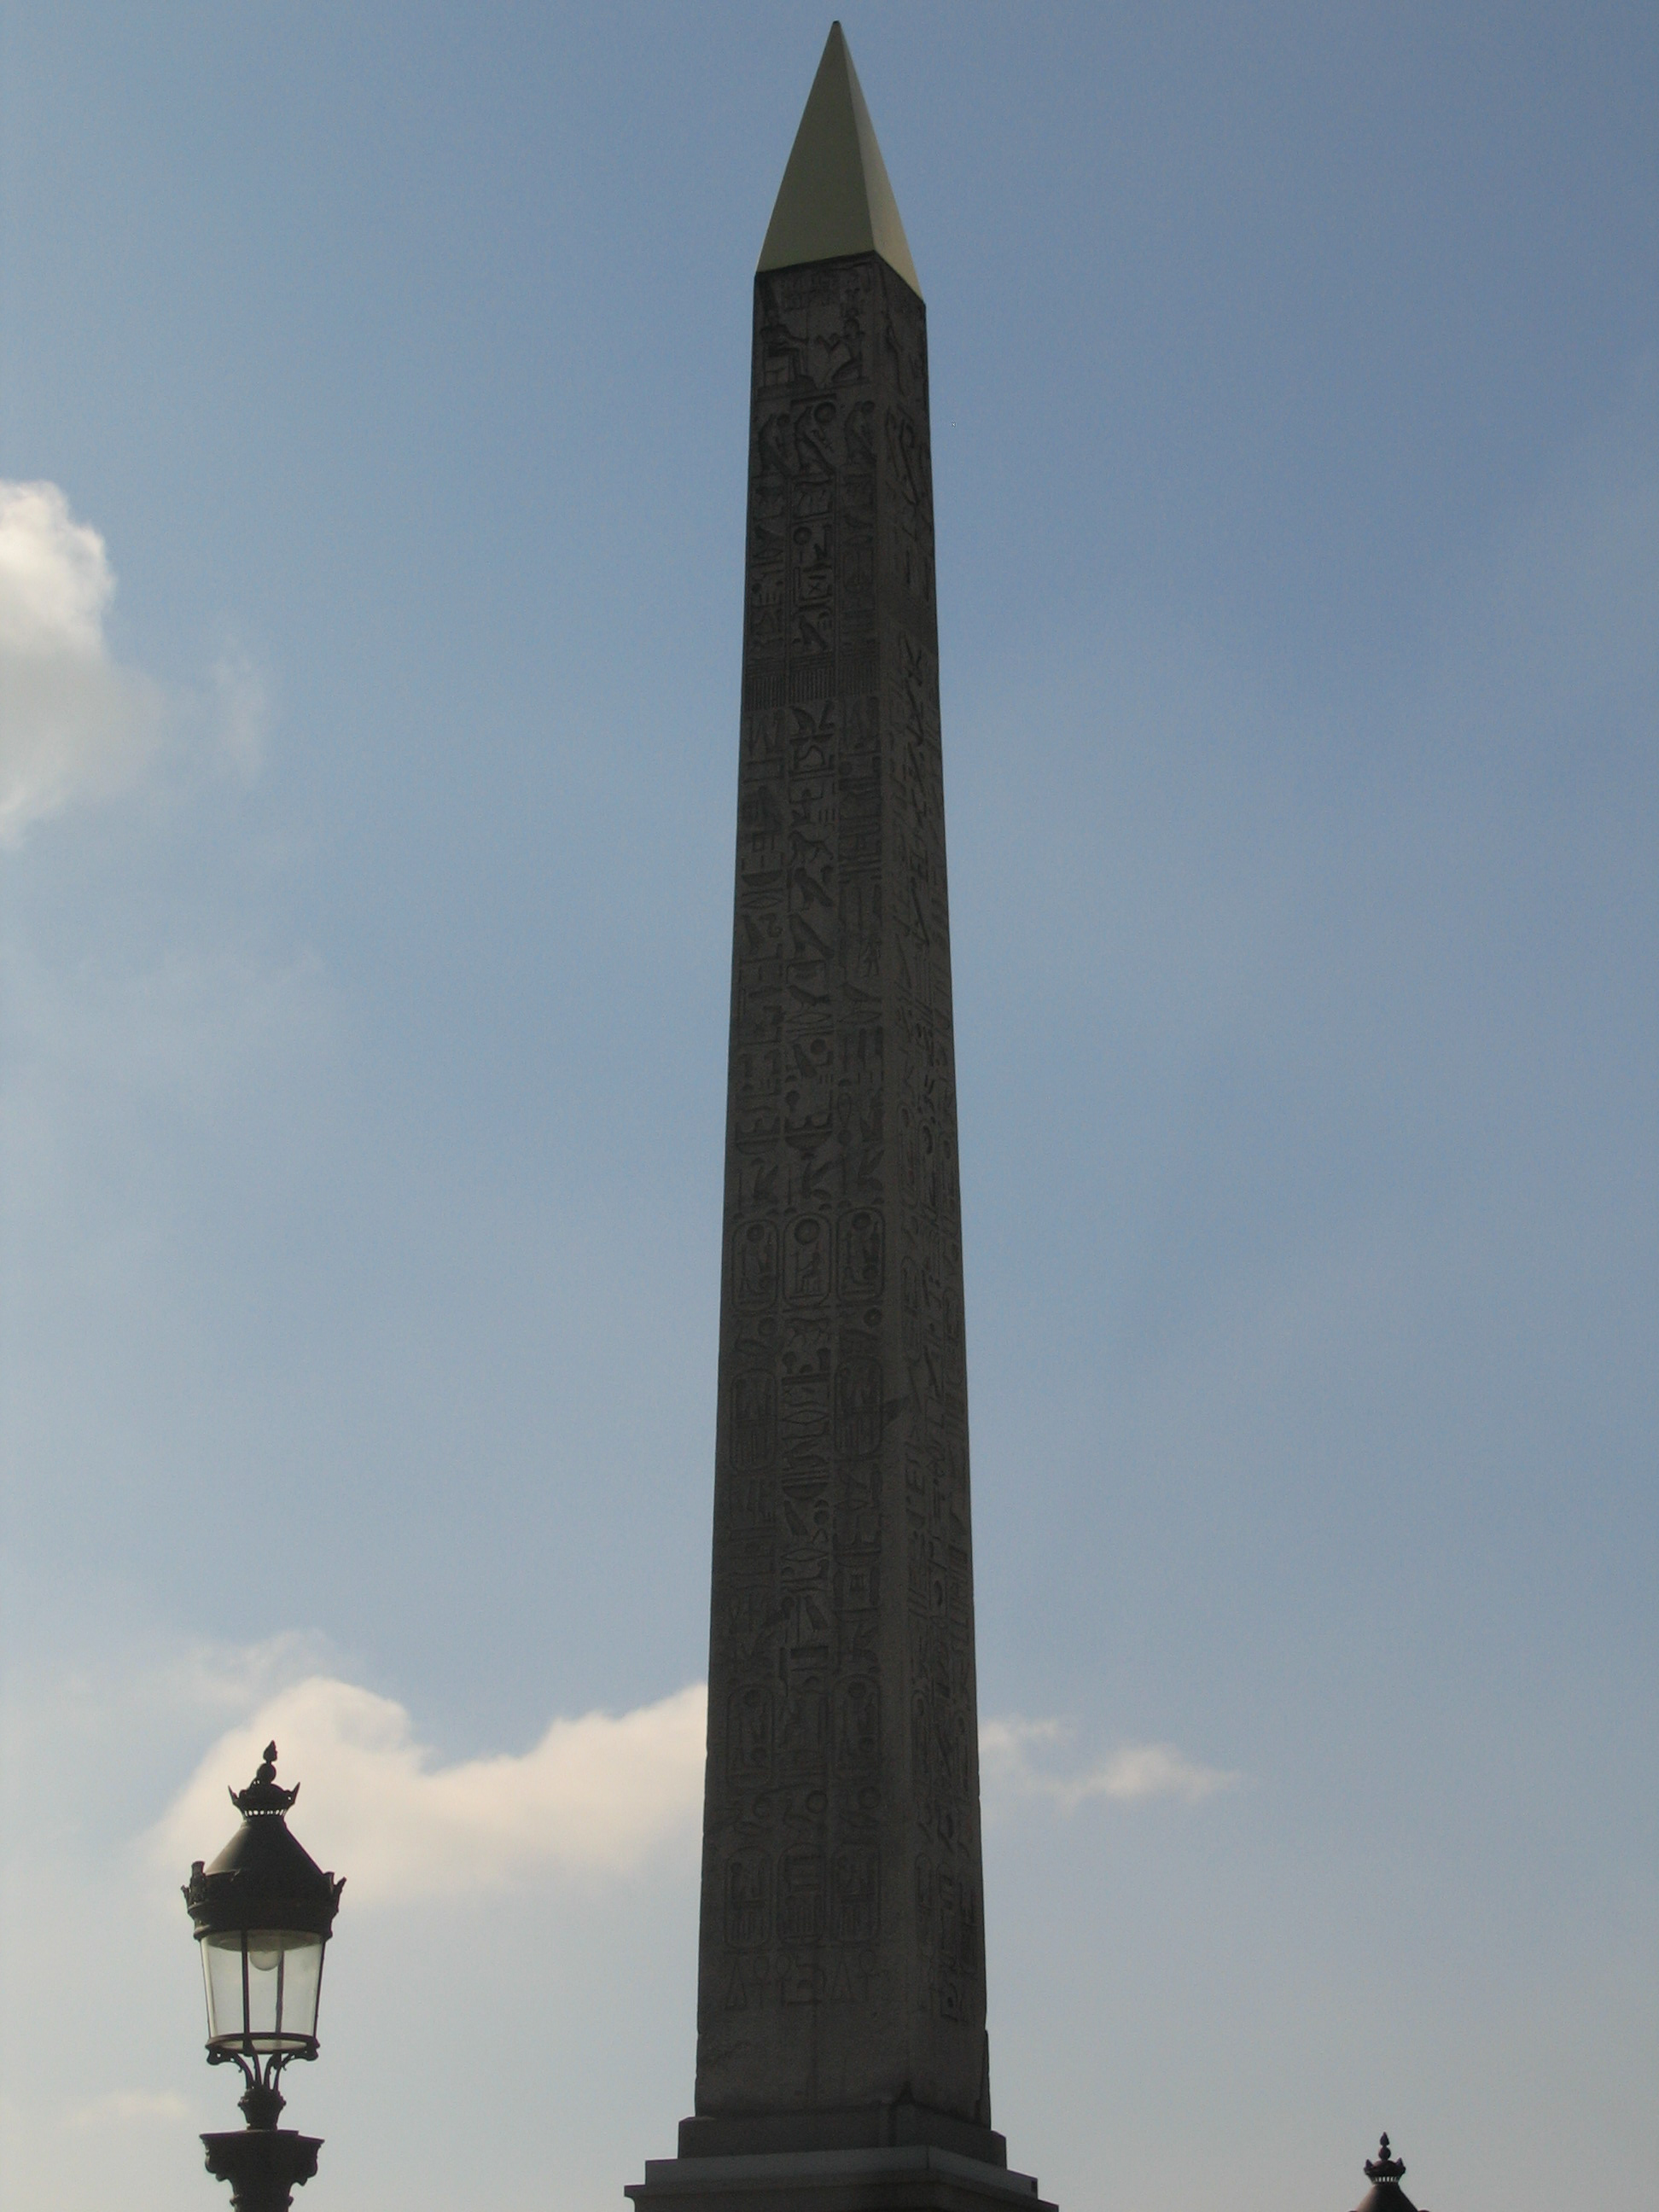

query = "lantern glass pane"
[
  {"left": 201, "top": 1930, "right": 326, "bottom": 2052},
  {"left": 201, "top": 1933, "right": 245, "bottom": 2045}
]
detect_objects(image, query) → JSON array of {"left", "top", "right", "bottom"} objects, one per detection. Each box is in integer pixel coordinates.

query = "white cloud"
[
  {"left": 980, "top": 1715, "right": 1240, "bottom": 1811},
  {"left": 0, "top": 480, "right": 166, "bottom": 843},
  {"left": 141, "top": 1670, "right": 1235, "bottom": 1913},
  {"left": 148, "top": 1676, "right": 709, "bottom": 1906},
  {"left": 0, "top": 480, "right": 271, "bottom": 845},
  {"left": 0, "top": 480, "right": 111, "bottom": 655}
]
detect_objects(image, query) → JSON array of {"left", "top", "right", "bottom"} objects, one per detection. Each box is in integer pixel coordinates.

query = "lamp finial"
[{"left": 1365, "top": 2133, "right": 1406, "bottom": 2183}]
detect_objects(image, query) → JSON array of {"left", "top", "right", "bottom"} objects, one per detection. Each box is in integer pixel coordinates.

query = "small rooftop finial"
[
  {"left": 1365, "top": 2133, "right": 1406, "bottom": 2183},
  {"left": 758, "top": 22, "right": 922, "bottom": 297}
]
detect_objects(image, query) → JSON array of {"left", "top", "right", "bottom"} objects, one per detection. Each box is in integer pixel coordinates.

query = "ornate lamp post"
[{"left": 183, "top": 1743, "right": 345, "bottom": 2212}]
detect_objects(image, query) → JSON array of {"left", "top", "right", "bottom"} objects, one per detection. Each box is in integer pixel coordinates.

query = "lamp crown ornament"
[
  {"left": 230, "top": 1743, "right": 300, "bottom": 1818},
  {"left": 1365, "top": 2134, "right": 1406, "bottom": 2184}
]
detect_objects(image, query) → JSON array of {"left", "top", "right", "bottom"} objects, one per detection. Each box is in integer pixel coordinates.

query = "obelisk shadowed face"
[{"left": 689, "top": 22, "right": 993, "bottom": 2151}]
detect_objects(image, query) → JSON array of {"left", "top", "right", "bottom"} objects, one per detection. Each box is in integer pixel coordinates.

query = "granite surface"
[{"left": 689, "top": 246, "right": 992, "bottom": 2151}]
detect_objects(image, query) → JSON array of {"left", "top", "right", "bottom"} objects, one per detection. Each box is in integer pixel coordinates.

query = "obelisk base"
[
  {"left": 626, "top": 2145, "right": 1057, "bottom": 2212},
  {"left": 678, "top": 2107, "right": 1007, "bottom": 2163}
]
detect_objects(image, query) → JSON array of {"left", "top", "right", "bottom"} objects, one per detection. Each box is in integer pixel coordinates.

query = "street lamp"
[{"left": 183, "top": 1743, "right": 345, "bottom": 2212}]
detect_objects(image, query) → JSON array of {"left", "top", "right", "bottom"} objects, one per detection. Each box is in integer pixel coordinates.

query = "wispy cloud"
[
  {"left": 210, "top": 643, "right": 269, "bottom": 783},
  {"left": 147, "top": 1676, "right": 708, "bottom": 1906},
  {"left": 68, "top": 2092, "right": 193, "bottom": 2132},
  {"left": 980, "top": 1715, "right": 1240, "bottom": 1811},
  {"left": 0, "top": 1628, "right": 333, "bottom": 1776},
  {"left": 3, "top": 937, "right": 332, "bottom": 1124}
]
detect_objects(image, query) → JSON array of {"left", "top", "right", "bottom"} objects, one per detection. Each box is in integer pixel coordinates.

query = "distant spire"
[{"left": 758, "top": 22, "right": 922, "bottom": 298}]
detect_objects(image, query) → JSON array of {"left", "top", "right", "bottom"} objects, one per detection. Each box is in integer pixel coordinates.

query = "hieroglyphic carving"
[{"left": 699, "top": 253, "right": 987, "bottom": 2123}]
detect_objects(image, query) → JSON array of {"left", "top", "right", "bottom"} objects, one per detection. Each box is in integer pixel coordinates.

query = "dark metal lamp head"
[{"left": 183, "top": 1744, "right": 344, "bottom": 2209}]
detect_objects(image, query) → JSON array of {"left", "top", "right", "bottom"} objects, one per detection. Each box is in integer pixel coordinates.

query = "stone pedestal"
[{"left": 628, "top": 2145, "right": 1057, "bottom": 2212}]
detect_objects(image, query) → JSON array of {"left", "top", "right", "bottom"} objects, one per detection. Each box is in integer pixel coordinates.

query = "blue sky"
[{"left": 2, "top": 7, "right": 1654, "bottom": 2210}]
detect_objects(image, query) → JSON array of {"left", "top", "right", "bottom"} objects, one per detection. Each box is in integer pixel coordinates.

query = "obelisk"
[{"left": 630, "top": 27, "right": 1054, "bottom": 2212}]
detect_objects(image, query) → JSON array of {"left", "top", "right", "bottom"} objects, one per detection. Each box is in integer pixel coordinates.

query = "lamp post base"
[{"left": 201, "top": 2128, "right": 322, "bottom": 2212}]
